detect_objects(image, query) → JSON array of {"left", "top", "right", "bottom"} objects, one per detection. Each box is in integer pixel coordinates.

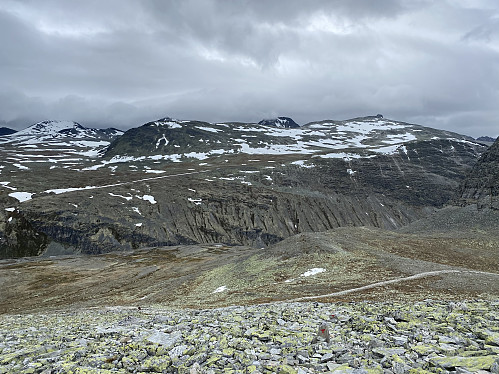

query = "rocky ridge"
[{"left": 1, "top": 300, "right": 498, "bottom": 373}]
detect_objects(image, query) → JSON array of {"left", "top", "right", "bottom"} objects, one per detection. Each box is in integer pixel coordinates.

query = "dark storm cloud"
[{"left": 0, "top": 0, "right": 497, "bottom": 137}]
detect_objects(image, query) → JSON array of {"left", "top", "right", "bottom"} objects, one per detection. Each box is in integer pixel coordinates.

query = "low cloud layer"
[{"left": 1, "top": 0, "right": 498, "bottom": 137}]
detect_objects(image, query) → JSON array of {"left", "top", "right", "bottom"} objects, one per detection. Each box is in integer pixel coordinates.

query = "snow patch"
[
  {"left": 371, "top": 145, "right": 401, "bottom": 155},
  {"left": 144, "top": 170, "right": 165, "bottom": 174},
  {"left": 109, "top": 193, "right": 133, "bottom": 201},
  {"left": 155, "top": 134, "right": 169, "bottom": 149},
  {"left": 188, "top": 198, "right": 202, "bottom": 205},
  {"left": 0, "top": 182, "right": 16, "bottom": 190},
  {"left": 318, "top": 152, "right": 368, "bottom": 160},
  {"left": 13, "top": 163, "right": 29, "bottom": 170},
  {"left": 291, "top": 160, "right": 315, "bottom": 168},
  {"left": 137, "top": 194, "right": 157, "bottom": 204},
  {"left": 9, "top": 192, "right": 34, "bottom": 202},
  {"left": 155, "top": 120, "right": 182, "bottom": 129},
  {"left": 46, "top": 186, "right": 96, "bottom": 194},
  {"left": 196, "top": 126, "right": 220, "bottom": 133},
  {"left": 212, "top": 286, "right": 228, "bottom": 293},
  {"left": 301, "top": 268, "right": 326, "bottom": 277}
]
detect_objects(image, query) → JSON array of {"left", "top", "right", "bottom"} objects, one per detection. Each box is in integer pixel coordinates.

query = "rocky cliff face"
[
  {"left": 457, "top": 137, "right": 499, "bottom": 209},
  {"left": 0, "top": 116, "right": 487, "bottom": 258}
]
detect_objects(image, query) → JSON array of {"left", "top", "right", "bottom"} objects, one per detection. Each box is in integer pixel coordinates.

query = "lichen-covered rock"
[
  {"left": 0, "top": 300, "right": 497, "bottom": 373},
  {"left": 430, "top": 355, "right": 498, "bottom": 372}
]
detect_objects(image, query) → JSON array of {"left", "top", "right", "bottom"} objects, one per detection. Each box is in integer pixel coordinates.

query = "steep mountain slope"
[
  {"left": 0, "top": 116, "right": 487, "bottom": 258},
  {"left": 457, "top": 136, "right": 499, "bottom": 208}
]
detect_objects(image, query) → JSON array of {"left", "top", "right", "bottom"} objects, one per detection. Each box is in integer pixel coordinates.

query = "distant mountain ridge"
[
  {"left": 14, "top": 120, "right": 123, "bottom": 140},
  {"left": 104, "top": 115, "right": 479, "bottom": 161},
  {"left": 0, "top": 120, "right": 124, "bottom": 176},
  {"left": 258, "top": 117, "right": 300, "bottom": 128},
  {"left": 476, "top": 136, "right": 496, "bottom": 143}
]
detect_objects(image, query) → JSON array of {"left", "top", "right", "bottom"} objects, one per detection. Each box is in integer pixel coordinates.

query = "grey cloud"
[
  {"left": 0, "top": 1, "right": 498, "bottom": 138},
  {"left": 462, "top": 15, "right": 499, "bottom": 43}
]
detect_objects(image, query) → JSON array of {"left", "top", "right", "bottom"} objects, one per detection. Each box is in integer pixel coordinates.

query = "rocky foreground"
[{"left": 1, "top": 300, "right": 498, "bottom": 374}]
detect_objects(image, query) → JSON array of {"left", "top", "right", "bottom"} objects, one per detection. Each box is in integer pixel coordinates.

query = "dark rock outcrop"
[
  {"left": 0, "top": 127, "right": 16, "bottom": 136},
  {"left": 458, "top": 137, "right": 499, "bottom": 209},
  {"left": 258, "top": 117, "right": 300, "bottom": 128},
  {"left": 0, "top": 209, "right": 49, "bottom": 258}
]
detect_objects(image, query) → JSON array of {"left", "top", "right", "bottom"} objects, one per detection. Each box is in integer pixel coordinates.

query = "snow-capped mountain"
[
  {"left": 103, "top": 115, "right": 478, "bottom": 163},
  {"left": 0, "top": 120, "right": 123, "bottom": 170},
  {"left": 13, "top": 120, "right": 123, "bottom": 139},
  {"left": 15, "top": 120, "right": 85, "bottom": 136},
  {"left": 258, "top": 117, "right": 300, "bottom": 128}
]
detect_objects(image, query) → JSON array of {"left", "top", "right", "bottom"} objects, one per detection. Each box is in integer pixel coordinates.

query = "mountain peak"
[
  {"left": 16, "top": 120, "right": 85, "bottom": 136},
  {"left": 258, "top": 117, "right": 300, "bottom": 128}
]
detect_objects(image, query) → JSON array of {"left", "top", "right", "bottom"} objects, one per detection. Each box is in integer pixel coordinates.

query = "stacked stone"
[{"left": 0, "top": 300, "right": 498, "bottom": 373}]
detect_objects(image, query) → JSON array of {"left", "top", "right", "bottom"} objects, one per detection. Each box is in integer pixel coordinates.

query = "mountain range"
[{"left": 0, "top": 115, "right": 495, "bottom": 260}]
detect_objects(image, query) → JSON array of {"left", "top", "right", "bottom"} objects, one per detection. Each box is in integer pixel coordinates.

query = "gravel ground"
[{"left": 1, "top": 300, "right": 498, "bottom": 374}]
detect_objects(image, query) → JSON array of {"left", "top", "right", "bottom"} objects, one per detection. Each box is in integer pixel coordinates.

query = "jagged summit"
[{"left": 258, "top": 117, "right": 300, "bottom": 128}]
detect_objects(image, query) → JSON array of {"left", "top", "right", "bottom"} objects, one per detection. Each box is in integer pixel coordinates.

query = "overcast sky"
[{"left": 0, "top": 0, "right": 497, "bottom": 137}]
